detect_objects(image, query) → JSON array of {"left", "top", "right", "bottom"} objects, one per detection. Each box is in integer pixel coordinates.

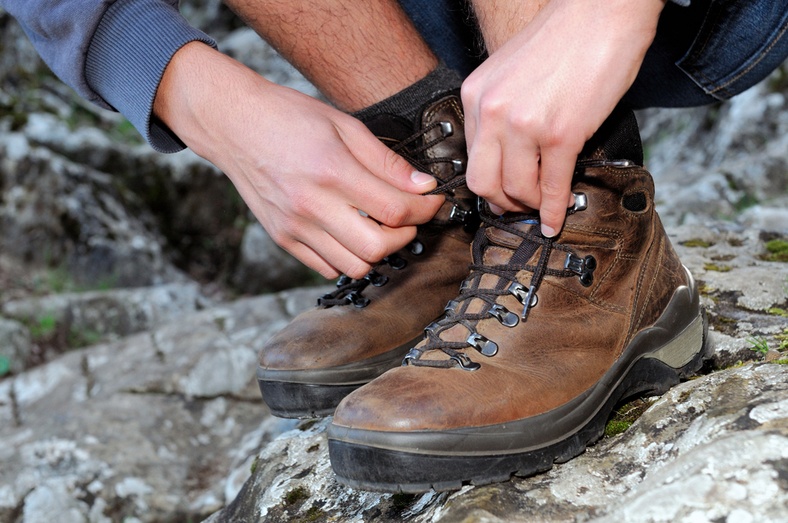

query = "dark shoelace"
[{"left": 403, "top": 209, "right": 596, "bottom": 371}]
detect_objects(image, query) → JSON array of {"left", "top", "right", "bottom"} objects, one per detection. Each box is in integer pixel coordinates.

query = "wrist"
[{"left": 153, "top": 42, "right": 272, "bottom": 159}]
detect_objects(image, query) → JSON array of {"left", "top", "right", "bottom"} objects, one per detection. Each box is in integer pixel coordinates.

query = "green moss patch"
[
  {"left": 704, "top": 263, "right": 732, "bottom": 273},
  {"left": 681, "top": 239, "right": 713, "bottom": 248},
  {"left": 605, "top": 399, "right": 652, "bottom": 438},
  {"left": 284, "top": 486, "right": 310, "bottom": 506},
  {"left": 767, "top": 308, "right": 788, "bottom": 318},
  {"left": 764, "top": 239, "right": 788, "bottom": 262}
]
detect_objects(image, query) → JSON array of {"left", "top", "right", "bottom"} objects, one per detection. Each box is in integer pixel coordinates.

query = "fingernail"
[
  {"left": 541, "top": 224, "right": 556, "bottom": 237},
  {"left": 411, "top": 171, "right": 436, "bottom": 186},
  {"left": 489, "top": 203, "right": 504, "bottom": 215}
]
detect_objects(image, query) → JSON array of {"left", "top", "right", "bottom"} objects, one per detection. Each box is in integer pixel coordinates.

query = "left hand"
[{"left": 461, "top": 0, "right": 666, "bottom": 236}]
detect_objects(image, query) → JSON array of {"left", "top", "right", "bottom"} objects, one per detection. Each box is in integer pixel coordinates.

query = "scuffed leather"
[{"left": 333, "top": 162, "right": 691, "bottom": 432}]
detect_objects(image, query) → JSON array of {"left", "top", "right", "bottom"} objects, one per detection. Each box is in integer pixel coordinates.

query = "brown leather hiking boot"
[
  {"left": 327, "top": 107, "right": 711, "bottom": 492},
  {"left": 258, "top": 93, "right": 479, "bottom": 418}
]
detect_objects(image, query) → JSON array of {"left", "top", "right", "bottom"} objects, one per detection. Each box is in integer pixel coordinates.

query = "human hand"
[
  {"left": 154, "top": 43, "right": 443, "bottom": 279},
  {"left": 461, "top": 0, "right": 665, "bottom": 236}
]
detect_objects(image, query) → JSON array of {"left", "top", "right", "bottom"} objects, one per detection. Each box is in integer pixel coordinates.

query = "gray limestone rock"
[
  {"left": 2, "top": 283, "right": 209, "bottom": 353},
  {"left": 0, "top": 317, "right": 31, "bottom": 375},
  {"left": 0, "top": 8, "right": 315, "bottom": 294},
  {"left": 0, "top": 286, "right": 326, "bottom": 522},
  {"left": 232, "top": 223, "right": 315, "bottom": 294},
  {"left": 639, "top": 64, "right": 788, "bottom": 231}
]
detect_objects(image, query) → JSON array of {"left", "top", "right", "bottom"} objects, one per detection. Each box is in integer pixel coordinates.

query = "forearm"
[{"left": 2, "top": 0, "right": 217, "bottom": 153}]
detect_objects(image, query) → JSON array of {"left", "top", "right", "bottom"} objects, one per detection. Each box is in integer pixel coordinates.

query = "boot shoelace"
[
  {"left": 404, "top": 198, "right": 595, "bottom": 371},
  {"left": 318, "top": 120, "right": 472, "bottom": 309}
]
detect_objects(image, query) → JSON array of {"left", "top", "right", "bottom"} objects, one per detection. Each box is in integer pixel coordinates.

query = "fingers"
[
  {"left": 465, "top": 116, "right": 579, "bottom": 234},
  {"left": 335, "top": 118, "right": 445, "bottom": 227},
  {"left": 537, "top": 145, "right": 578, "bottom": 237},
  {"left": 339, "top": 118, "right": 438, "bottom": 195},
  {"left": 321, "top": 203, "right": 420, "bottom": 274},
  {"left": 465, "top": 126, "right": 532, "bottom": 214}
]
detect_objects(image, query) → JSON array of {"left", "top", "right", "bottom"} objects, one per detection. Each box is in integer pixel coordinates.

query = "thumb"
[
  {"left": 344, "top": 118, "right": 439, "bottom": 194},
  {"left": 377, "top": 139, "right": 438, "bottom": 194}
]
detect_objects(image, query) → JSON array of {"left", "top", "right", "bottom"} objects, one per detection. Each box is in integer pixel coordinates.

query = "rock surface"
[
  {"left": 0, "top": 286, "right": 327, "bottom": 522},
  {"left": 0, "top": 5, "right": 314, "bottom": 293},
  {"left": 209, "top": 363, "right": 788, "bottom": 523},
  {"left": 1, "top": 222, "right": 786, "bottom": 523}
]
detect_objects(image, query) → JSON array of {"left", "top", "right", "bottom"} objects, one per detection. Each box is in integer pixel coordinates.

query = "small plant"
[
  {"left": 604, "top": 399, "right": 652, "bottom": 438},
  {"left": 604, "top": 420, "right": 633, "bottom": 438},
  {"left": 775, "top": 330, "right": 788, "bottom": 351},
  {"left": 302, "top": 506, "right": 326, "bottom": 522},
  {"left": 747, "top": 336, "right": 770, "bottom": 355},
  {"left": 28, "top": 313, "right": 58, "bottom": 341},
  {"left": 67, "top": 328, "right": 103, "bottom": 349},
  {"left": 0, "top": 355, "right": 10, "bottom": 377}
]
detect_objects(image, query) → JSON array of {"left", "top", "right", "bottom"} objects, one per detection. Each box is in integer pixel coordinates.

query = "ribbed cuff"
[{"left": 85, "top": 0, "right": 217, "bottom": 153}]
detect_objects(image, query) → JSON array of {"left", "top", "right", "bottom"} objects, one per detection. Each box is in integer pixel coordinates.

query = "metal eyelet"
[
  {"left": 439, "top": 121, "right": 454, "bottom": 137},
  {"left": 444, "top": 300, "right": 459, "bottom": 314},
  {"left": 424, "top": 321, "right": 440, "bottom": 336},
  {"left": 564, "top": 253, "right": 596, "bottom": 287},
  {"left": 450, "top": 353, "right": 480, "bottom": 371},
  {"left": 345, "top": 291, "right": 370, "bottom": 308},
  {"left": 508, "top": 282, "right": 538, "bottom": 308},
  {"left": 384, "top": 254, "right": 407, "bottom": 270},
  {"left": 568, "top": 192, "right": 588, "bottom": 215},
  {"left": 402, "top": 348, "right": 422, "bottom": 366},
  {"left": 488, "top": 304, "right": 519, "bottom": 327},
  {"left": 409, "top": 240, "right": 424, "bottom": 256},
  {"left": 467, "top": 332, "right": 498, "bottom": 357},
  {"left": 364, "top": 270, "right": 388, "bottom": 287}
]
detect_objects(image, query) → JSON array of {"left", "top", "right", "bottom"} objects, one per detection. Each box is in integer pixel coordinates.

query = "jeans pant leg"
[
  {"left": 400, "top": 0, "right": 788, "bottom": 109},
  {"left": 625, "top": 0, "right": 788, "bottom": 108},
  {"left": 396, "top": 0, "right": 482, "bottom": 78}
]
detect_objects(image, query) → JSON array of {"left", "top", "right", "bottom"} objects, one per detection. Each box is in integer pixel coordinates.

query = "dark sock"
[{"left": 352, "top": 62, "right": 462, "bottom": 124}]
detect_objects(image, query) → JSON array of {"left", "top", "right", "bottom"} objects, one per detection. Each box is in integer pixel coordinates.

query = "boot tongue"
[
  {"left": 485, "top": 217, "right": 539, "bottom": 249},
  {"left": 481, "top": 216, "right": 541, "bottom": 267}
]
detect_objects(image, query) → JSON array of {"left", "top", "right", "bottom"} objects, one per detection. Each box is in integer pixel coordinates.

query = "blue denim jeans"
[{"left": 398, "top": 0, "right": 788, "bottom": 108}]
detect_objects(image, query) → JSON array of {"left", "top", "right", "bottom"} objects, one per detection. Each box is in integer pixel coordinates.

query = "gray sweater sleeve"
[{"left": 1, "top": 0, "right": 216, "bottom": 153}]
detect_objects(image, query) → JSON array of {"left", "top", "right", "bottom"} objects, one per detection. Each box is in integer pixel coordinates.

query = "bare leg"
[
  {"left": 224, "top": 0, "right": 439, "bottom": 111},
  {"left": 472, "top": 0, "right": 550, "bottom": 52}
]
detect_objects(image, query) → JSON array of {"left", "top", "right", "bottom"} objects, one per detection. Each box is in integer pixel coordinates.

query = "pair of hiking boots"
[{"left": 257, "top": 94, "right": 709, "bottom": 493}]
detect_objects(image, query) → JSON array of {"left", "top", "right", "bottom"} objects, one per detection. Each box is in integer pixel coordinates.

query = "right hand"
[{"left": 154, "top": 43, "right": 443, "bottom": 279}]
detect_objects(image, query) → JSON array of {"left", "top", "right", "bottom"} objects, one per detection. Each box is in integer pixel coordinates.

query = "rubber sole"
[
  {"left": 328, "top": 284, "right": 711, "bottom": 492},
  {"left": 259, "top": 380, "right": 363, "bottom": 419},
  {"left": 258, "top": 336, "right": 421, "bottom": 419}
]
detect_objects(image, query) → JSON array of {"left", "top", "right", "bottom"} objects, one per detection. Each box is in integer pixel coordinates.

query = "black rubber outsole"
[
  {"left": 259, "top": 380, "right": 361, "bottom": 419},
  {"left": 329, "top": 315, "right": 711, "bottom": 493}
]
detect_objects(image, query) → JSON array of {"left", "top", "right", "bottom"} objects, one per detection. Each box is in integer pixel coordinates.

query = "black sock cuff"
[{"left": 352, "top": 62, "right": 462, "bottom": 124}]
